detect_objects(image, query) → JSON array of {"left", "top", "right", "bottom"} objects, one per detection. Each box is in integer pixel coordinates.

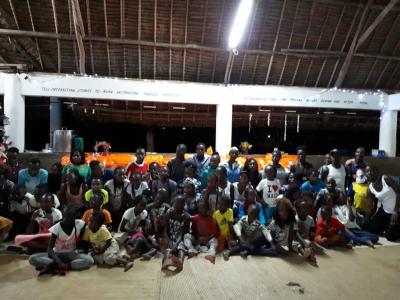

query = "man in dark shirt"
[
  {"left": 290, "top": 145, "right": 313, "bottom": 184},
  {"left": 167, "top": 144, "right": 188, "bottom": 185}
]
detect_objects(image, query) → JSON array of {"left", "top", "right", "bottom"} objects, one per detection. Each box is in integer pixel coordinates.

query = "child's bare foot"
[
  {"left": 365, "top": 240, "right": 375, "bottom": 249},
  {"left": 205, "top": 255, "right": 216, "bottom": 264},
  {"left": 240, "top": 250, "right": 248, "bottom": 259},
  {"left": 171, "top": 255, "right": 183, "bottom": 273},
  {"left": 345, "top": 241, "right": 353, "bottom": 249},
  {"left": 124, "top": 262, "right": 134, "bottom": 272},
  {"left": 223, "top": 250, "right": 230, "bottom": 261},
  {"left": 187, "top": 251, "right": 198, "bottom": 259},
  {"left": 140, "top": 254, "right": 152, "bottom": 261}
]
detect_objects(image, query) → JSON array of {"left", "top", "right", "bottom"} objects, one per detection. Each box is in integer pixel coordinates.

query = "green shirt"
[
  {"left": 200, "top": 166, "right": 217, "bottom": 191},
  {"left": 62, "top": 164, "right": 92, "bottom": 181}
]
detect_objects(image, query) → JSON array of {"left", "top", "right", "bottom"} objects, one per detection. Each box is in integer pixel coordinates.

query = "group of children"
[{"left": 0, "top": 143, "right": 399, "bottom": 276}]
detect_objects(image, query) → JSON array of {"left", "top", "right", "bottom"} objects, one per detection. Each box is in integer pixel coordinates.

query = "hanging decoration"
[
  {"left": 284, "top": 113, "right": 287, "bottom": 142},
  {"left": 297, "top": 114, "right": 300, "bottom": 133},
  {"left": 248, "top": 113, "right": 253, "bottom": 133},
  {"left": 267, "top": 112, "right": 271, "bottom": 127}
]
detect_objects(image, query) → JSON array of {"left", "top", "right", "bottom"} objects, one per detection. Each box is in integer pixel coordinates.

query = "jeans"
[
  {"left": 230, "top": 235, "right": 278, "bottom": 257},
  {"left": 29, "top": 252, "right": 94, "bottom": 270},
  {"left": 345, "top": 228, "right": 379, "bottom": 245},
  {"left": 366, "top": 207, "right": 400, "bottom": 241}
]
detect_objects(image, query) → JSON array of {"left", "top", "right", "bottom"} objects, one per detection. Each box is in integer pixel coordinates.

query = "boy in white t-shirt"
[
  {"left": 28, "top": 205, "right": 94, "bottom": 275},
  {"left": 256, "top": 165, "right": 281, "bottom": 221}
]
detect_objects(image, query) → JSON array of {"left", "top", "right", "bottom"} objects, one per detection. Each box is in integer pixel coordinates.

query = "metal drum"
[{"left": 53, "top": 128, "right": 74, "bottom": 153}]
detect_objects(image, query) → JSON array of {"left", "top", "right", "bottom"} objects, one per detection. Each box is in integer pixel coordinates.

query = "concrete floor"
[{"left": 0, "top": 245, "right": 399, "bottom": 300}]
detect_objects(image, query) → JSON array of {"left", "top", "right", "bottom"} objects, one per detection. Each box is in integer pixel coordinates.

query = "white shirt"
[
  {"left": 29, "top": 194, "right": 61, "bottom": 209},
  {"left": 49, "top": 219, "right": 85, "bottom": 253},
  {"left": 333, "top": 205, "right": 360, "bottom": 229},
  {"left": 295, "top": 214, "right": 315, "bottom": 239},
  {"left": 232, "top": 182, "right": 246, "bottom": 202},
  {"left": 256, "top": 178, "right": 281, "bottom": 207},
  {"left": 9, "top": 193, "right": 35, "bottom": 214},
  {"left": 369, "top": 177, "right": 397, "bottom": 214},
  {"left": 126, "top": 181, "right": 149, "bottom": 198},
  {"left": 119, "top": 207, "right": 148, "bottom": 232},
  {"left": 327, "top": 164, "right": 346, "bottom": 191},
  {"left": 105, "top": 178, "right": 130, "bottom": 211}
]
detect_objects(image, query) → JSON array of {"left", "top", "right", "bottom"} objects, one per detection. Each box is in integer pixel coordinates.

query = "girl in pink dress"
[{"left": 15, "top": 193, "right": 62, "bottom": 252}]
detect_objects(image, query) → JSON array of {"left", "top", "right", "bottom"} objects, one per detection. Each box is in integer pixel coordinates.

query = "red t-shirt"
[
  {"left": 125, "top": 161, "right": 149, "bottom": 178},
  {"left": 316, "top": 216, "right": 345, "bottom": 238},
  {"left": 191, "top": 214, "right": 219, "bottom": 239}
]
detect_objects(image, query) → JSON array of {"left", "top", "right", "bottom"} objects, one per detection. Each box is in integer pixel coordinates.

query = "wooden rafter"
[
  {"left": 85, "top": 0, "right": 95, "bottom": 74},
  {"left": 334, "top": 0, "right": 398, "bottom": 87},
  {"left": 291, "top": 1, "right": 315, "bottom": 86},
  {"left": 68, "top": 0, "right": 79, "bottom": 72},
  {"left": 303, "top": 4, "right": 331, "bottom": 86},
  {"left": 8, "top": 0, "right": 18, "bottom": 29},
  {"left": 196, "top": 0, "right": 208, "bottom": 82},
  {"left": 51, "top": 0, "right": 61, "bottom": 72},
  {"left": 26, "top": 0, "right": 43, "bottom": 70},
  {"left": 138, "top": 0, "right": 142, "bottom": 79},
  {"left": 182, "top": 0, "right": 189, "bottom": 81},
  {"left": 315, "top": 3, "right": 346, "bottom": 86},
  {"left": 103, "top": 0, "right": 111, "bottom": 75},
  {"left": 264, "top": 0, "right": 287, "bottom": 85},
  {"left": 385, "top": 38, "right": 400, "bottom": 89},
  {"left": 278, "top": 0, "right": 300, "bottom": 85},
  {"left": 121, "top": 0, "right": 126, "bottom": 77},
  {"left": 153, "top": 0, "right": 157, "bottom": 79},
  {"left": 211, "top": 0, "right": 224, "bottom": 82},
  {"left": 169, "top": 0, "right": 173, "bottom": 80}
]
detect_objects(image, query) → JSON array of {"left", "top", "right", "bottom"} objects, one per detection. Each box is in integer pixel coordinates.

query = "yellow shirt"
[
  {"left": 353, "top": 182, "right": 368, "bottom": 213},
  {"left": 213, "top": 209, "right": 233, "bottom": 237},
  {"left": 82, "top": 225, "right": 113, "bottom": 247},
  {"left": 84, "top": 189, "right": 109, "bottom": 207}
]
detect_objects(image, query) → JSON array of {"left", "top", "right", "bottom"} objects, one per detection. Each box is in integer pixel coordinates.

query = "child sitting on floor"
[
  {"left": 161, "top": 195, "right": 191, "bottom": 274},
  {"left": 84, "top": 178, "right": 109, "bottom": 208},
  {"left": 82, "top": 212, "right": 133, "bottom": 271},
  {"left": 125, "top": 172, "right": 150, "bottom": 208},
  {"left": 147, "top": 188, "right": 171, "bottom": 240},
  {"left": 213, "top": 195, "right": 235, "bottom": 253},
  {"left": 203, "top": 173, "right": 223, "bottom": 214},
  {"left": 333, "top": 194, "right": 378, "bottom": 247},
  {"left": 82, "top": 194, "right": 112, "bottom": 227},
  {"left": 238, "top": 186, "right": 266, "bottom": 224},
  {"left": 315, "top": 205, "right": 352, "bottom": 249},
  {"left": 266, "top": 198, "right": 296, "bottom": 256},
  {"left": 223, "top": 204, "right": 277, "bottom": 260},
  {"left": 15, "top": 193, "right": 62, "bottom": 253},
  {"left": 256, "top": 165, "right": 281, "bottom": 222},
  {"left": 184, "top": 200, "right": 219, "bottom": 264},
  {"left": 28, "top": 205, "right": 94, "bottom": 275}
]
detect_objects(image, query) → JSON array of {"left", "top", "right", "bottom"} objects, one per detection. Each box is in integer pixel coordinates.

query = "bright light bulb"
[{"left": 228, "top": 0, "right": 254, "bottom": 49}]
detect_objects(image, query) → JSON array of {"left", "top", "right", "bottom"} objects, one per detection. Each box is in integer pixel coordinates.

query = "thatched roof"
[{"left": 0, "top": 0, "right": 399, "bottom": 91}]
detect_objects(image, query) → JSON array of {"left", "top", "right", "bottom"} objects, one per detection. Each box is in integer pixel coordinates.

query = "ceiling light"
[
  {"left": 228, "top": 0, "right": 254, "bottom": 49},
  {"left": 143, "top": 105, "right": 157, "bottom": 109},
  {"left": 173, "top": 106, "right": 186, "bottom": 110},
  {"left": 346, "top": 112, "right": 357, "bottom": 115},
  {"left": 285, "top": 110, "right": 296, "bottom": 113},
  {"left": 259, "top": 108, "right": 271, "bottom": 112},
  {"left": 323, "top": 111, "right": 334, "bottom": 115},
  {"left": 95, "top": 103, "right": 109, "bottom": 107},
  {"left": 182, "top": 126, "right": 187, "bottom": 130}
]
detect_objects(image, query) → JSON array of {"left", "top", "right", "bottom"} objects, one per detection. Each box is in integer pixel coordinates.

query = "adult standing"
[
  {"left": 125, "top": 147, "right": 149, "bottom": 178},
  {"left": 290, "top": 146, "right": 313, "bottom": 184},
  {"left": 324, "top": 149, "right": 347, "bottom": 192},
  {"left": 366, "top": 166, "right": 400, "bottom": 241},
  {"left": 345, "top": 147, "right": 367, "bottom": 188},
  {"left": 268, "top": 149, "right": 288, "bottom": 185},
  {"left": 5, "top": 147, "right": 21, "bottom": 184},
  {"left": 188, "top": 142, "right": 210, "bottom": 179},
  {"left": 222, "top": 147, "right": 241, "bottom": 184},
  {"left": 167, "top": 144, "right": 188, "bottom": 186}
]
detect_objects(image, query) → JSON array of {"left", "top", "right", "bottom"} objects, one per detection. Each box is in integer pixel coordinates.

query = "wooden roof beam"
[
  {"left": 211, "top": 0, "right": 224, "bottom": 82},
  {"left": 196, "top": 0, "right": 208, "bottom": 82},
  {"left": 70, "top": 0, "right": 86, "bottom": 74},
  {"left": 103, "top": 0, "right": 110, "bottom": 76},
  {"left": 182, "top": 0, "right": 189, "bottom": 81},
  {"left": 169, "top": 0, "right": 173, "bottom": 80},
  {"left": 138, "top": 0, "right": 142, "bottom": 79},
  {"left": 335, "top": 0, "right": 399, "bottom": 87},
  {"left": 121, "top": 0, "right": 126, "bottom": 77},
  {"left": 51, "top": 0, "right": 61, "bottom": 72},
  {"left": 153, "top": 0, "right": 157, "bottom": 79},
  {"left": 85, "top": 0, "right": 95, "bottom": 74}
]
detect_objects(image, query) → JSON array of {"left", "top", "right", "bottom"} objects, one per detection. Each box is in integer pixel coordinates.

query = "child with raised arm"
[
  {"left": 82, "top": 212, "right": 133, "bottom": 271},
  {"left": 28, "top": 205, "right": 93, "bottom": 275},
  {"left": 161, "top": 195, "right": 191, "bottom": 274},
  {"left": 184, "top": 200, "right": 219, "bottom": 264},
  {"left": 213, "top": 195, "right": 235, "bottom": 253},
  {"left": 15, "top": 193, "right": 62, "bottom": 253}
]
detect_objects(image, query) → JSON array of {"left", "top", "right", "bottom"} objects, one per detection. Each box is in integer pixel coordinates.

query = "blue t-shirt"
[
  {"left": 86, "top": 168, "right": 114, "bottom": 187},
  {"left": 222, "top": 162, "right": 241, "bottom": 183},
  {"left": 18, "top": 168, "right": 48, "bottom": 194},
  {"left": 300, "top": 180, "right": 325, "bottom": 194}
]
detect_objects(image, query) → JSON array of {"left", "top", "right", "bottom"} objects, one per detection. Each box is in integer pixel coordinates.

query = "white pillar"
[
  {"left": 379, "top": 109, "right": 397, "bottom": 157},
  {"left": 4, "top": 74, "right": 25, "bottom": 151},
  {"left": 50, "top": 97, "right": 62, "bottom": 145},
  {"left": 215, "top": 103, "right": 232, "bottom": 156}
]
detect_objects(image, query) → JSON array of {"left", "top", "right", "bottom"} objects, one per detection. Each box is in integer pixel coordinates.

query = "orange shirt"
[{"left": 82, "top": 208, "right": 112, "bottom": 225}]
